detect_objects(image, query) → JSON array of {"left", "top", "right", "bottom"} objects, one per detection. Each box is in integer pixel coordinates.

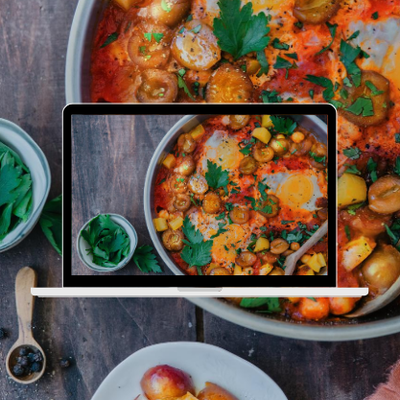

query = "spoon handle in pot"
[{"left": 15, "top": 267, "right": 37, "bottom": 343}]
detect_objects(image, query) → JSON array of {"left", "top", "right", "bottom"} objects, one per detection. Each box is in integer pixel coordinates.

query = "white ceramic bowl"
[
  {"left": 77, "top": 213, "right": 138, "bottom": 272},
  {"left": 0, "top": 118, "right": 51, "bottom": 252},
  {"left": 91, "top": 342, "right": 287, "bottom": 400}
]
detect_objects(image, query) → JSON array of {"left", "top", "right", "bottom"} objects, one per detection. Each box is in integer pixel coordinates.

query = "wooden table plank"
[
  {"left": 203, "top": 310, "right": 400, "bottom": 400},
  {"left": 71, "top": 114, "right": 184, "bottom": 275}
]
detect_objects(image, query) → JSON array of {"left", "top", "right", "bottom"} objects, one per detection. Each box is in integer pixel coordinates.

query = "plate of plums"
[{"left": 91, "top": 342, "right": 287, "bottom": 400}]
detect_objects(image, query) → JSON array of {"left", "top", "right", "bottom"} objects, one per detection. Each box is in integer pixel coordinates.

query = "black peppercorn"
[
  {"left": 30, "top": 362, "right": 42, "bottom": 373},
  {"left": 13, "top": 364, "right": 25, "bottom": 377}
]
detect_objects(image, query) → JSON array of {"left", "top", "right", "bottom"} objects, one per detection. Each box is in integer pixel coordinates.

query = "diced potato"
[
  {"left": 288, "top": 297, "right": 301, "bottom": 303},
  {"left": 261, "top": 115, "right": 273, "bottom": 128},
  {"left": 252, "top": 127, "right": 271, "bottom": 144},
  {"left": 297, "top": 265, "right": 315, "bottom": 275},
  {"left": 163, "top": 153, "right": 176, "bottom": 169},
  {"left": 259, "top": 263, "right": 274, "bottom": 275},
  {"left": 254, "top": 237, "right": 270, "bottom": 252},
  {"left": 190, "top": 124, "right": 205, "bottom": 140},
  {"left": 153, "top": 218, "right": 168, "bottom": 232},
  {"left": 246, "top": 59, "right": 261, "bottom": 75},
  {"left": 307, "top": 253, "right": 323, "bottom": 273},
  {"left": 342, "top": 236, "right": 375, "bottom": 272},
  {"left": 301, "top": 254, "right": 312, "bottom": 264},
  {"left": 158, "top": 209, "right": 169, "bottom": 219},
  {"left": 338, "top": 173, "right": 367, "bottom": 207},
  {"left": 317, "top": 253, "right": 326, "bottom": 267},
  {"left": 234, "top": 264, "right": 243, "bottom": 275},
  {"left": 169, "top": 216, "right": 184, "bottom": 230}
]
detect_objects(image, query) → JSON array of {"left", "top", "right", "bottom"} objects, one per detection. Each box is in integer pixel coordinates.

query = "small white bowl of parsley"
[
  {"left": 0, "top": 119, "right": 51, "bottom": 252},
  {"left": 77, "top": 213, "right": 138, "bottom": 272}
]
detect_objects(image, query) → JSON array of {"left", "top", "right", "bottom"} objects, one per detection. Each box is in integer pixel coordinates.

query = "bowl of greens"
[
  {"left": 0, "top": 118, "right": 51, "bottom": 252},
  {"left": 77, "top": 213, "right": 137, "bottom": 272}
]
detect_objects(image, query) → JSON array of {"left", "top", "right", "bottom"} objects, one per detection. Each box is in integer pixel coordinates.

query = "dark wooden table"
[{"left": 1, "top": 1, "right": 400, "bottom": 399}]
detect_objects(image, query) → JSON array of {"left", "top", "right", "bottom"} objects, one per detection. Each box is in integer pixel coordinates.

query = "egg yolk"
[
  {"left": 205, "top": 137, "right": 240, "bottom": 170},
  {"left": 277, "top": 174, "right": 314, "bottom": 208}
]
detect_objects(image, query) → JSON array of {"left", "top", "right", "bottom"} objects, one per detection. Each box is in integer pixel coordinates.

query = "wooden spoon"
[
  {"left": 345, "top": 276, "right": 400, "bottom": 318},
  {"left": 6, "top": 267, "right": 46, "bottom": 384},
  {"left": 284, "top": 220, "right": 328, "bottom": 275}
]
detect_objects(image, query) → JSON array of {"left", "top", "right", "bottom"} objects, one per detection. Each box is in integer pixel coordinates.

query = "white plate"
[{"left": 91, "top": 342, "right": 287, "bottom": 400}]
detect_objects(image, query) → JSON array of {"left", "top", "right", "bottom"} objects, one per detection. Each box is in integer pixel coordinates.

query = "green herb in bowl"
[
  {"left": 0, "top": 142, "right": 33, "bottom": 241},
  {"left": 80, "top": 214, "right": 131, "bottom": 267}
]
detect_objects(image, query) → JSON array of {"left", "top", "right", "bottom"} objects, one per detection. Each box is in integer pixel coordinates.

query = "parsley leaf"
[
  {"left": 270, "top": 115, "right": 297, "bottom": 135},
  {"left": 181, "top": 216, "right": 213, "bottom": 272},
  {"left": 273, "top": 55, "right": 294, "bottom": 69},
  {"left": 384, "top": 221, "right": 400, "bottom": 251},
  {"left": 394, "top": 157, "right": 400, "bottom": 177},
  {"left": 344, "top": 164, "right": 361, "bottom": 175},
  {"left": 0, "top": 146, "right": 33, "bottom": 240},
  {"left": 343, "top": 147, "right": 362, "bottom": 160},
  {"left": 347, "top": 30, "right": 360, "bottom": 41},
  {"left": 395, "top": 133, "right": 400, "bottom": 143},
  {"left": 305, "top": 74, "right": 335, "bottom": 102},
  {"left": 365, "top": 80, "right": 385, "bottom": 96},
  {"left": 39, "top": 195, "right": 62, "bottom": 256},
  {"left": 367, "top": 157, "right": 378, "bottom": 182},
  {"left": 100, "top": 32, "right": 119, "bottom": 48},
  {"left": 340, "top": 39, "right": 362, "bottom": 87},
  {"left": 256, "top": 50, "right": 269, "bottom": 77},
  {"left": 316, "top": 22, "right": 337, "bottom": 55},
  {"left": 271, "top": 38, "right": 289, "bottom": 50},
  {"left": 371, "top": 11, "right": 379, "bottom": 20},
  {"left": 261, "top": 90, "right": 282, "bottom": 103},
  {"left": 345, "top": 97, "right": 374, "bottom": 117},
  {"left": 133, "top": 245, "right": 162, "bottom": 273},
  {"left": 176, "top": 72, "right": 196, "bottom": 100},
  {"left": 213, "top": 0, "right": 271, "bottom": 60},
  {"left": 240, "top": 298, "right": 282, "bottom": 312},
  {"left": 205, "top": 160, "right": 230, "bottom": 190}
]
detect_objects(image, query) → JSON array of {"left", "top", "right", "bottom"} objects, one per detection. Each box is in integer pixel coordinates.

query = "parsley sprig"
[
  {"left": 181, "top": 216, "right": 213, "bottom": 274},
  {"left": 205, "top": 160, "right": 230, "bottom": 190},
  {"left": 270, "top": 115, "right": 297, "bottom": 135},
  {"left": 0, "top": 144, "right": 33, "bottom": 241},
  {"left": 213, "top": 0, "right": 271, "bottom": 60},
  {"left": 133, "top": 245, "right": 162, "bottom": 273}
]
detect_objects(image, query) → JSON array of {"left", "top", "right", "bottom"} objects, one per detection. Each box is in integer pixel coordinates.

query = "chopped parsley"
[
  {"left": 344, "top": 164, "right": 361, "bottom": 175},
  {"left": 365, "top": 80, "right": 385, "bottom": 96},
  {"left": 343, "top": 147, "right": 362, "bottom": 160},
  {"left": 367, "top": 157, "right": 378, "bottom": 182},
  {"left": 271, "top": 38, "right": 289, "bottom": 50},
  {"left": 347, "top": 30, "right": 360, "bottom": 41},
  {"left": 309, "top": 151, "right": 326, "bottom": 165},
  {"left": 285, "top": 52, "right": 298, "bottom": 60},
  {"left": 161, "top": 0, "right": 171, "bottom": 13},
  {"left": 345, "top": 97, "right": 374, "bottom": 117},
  {"left": 176, "top": 70, "right": 195, "bottom": 100},
  {"left": 261, "top": 90, "right": 283, "bottom": 103},
  {"left": 100, "top": 32, "right": 118, "bottom": 48},
  {"left": 340, "top": 39, "right": 362, "bottom": 87},
  {"left": 371, "top": 11, "right": 379, "bottom": 20},
  {"left": 394, "top": 157, "right": 400, "bottom": 177},
  {"left": 347, "top": 203, "right": 364, "bottom": 216},
  {"left": 213, "top": 0, "right": 271, "bottom": 60},
  {"left": 395, "top": 133, "right": 400, "bottom": 144},
  {"left": 316, "top": 22, "right": 337, "bottom": 55},
  {"left": 385, "top": 220, "right": 400, "bottom": 251},
  {"left": 345, "top": 225, "right": 351, "bottom": 241}
]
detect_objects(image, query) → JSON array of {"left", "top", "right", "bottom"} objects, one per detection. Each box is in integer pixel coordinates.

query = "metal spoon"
[
  {"left": 284, "top": 220, "right": 328, "bottom": 275},
  {"left": 6, "top": 267, "right": 46, "bottom": 384}
]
